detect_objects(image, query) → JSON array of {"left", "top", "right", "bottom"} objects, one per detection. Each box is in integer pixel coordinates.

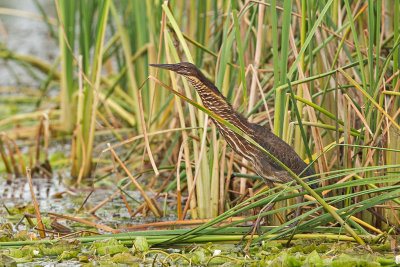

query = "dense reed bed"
[{"left": 0, "top": 0, "right": 399, "bottom": 249}]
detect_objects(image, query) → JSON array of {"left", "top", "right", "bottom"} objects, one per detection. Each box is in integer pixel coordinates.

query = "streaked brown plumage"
[{"left": 150, "top": 62, "right": 317, "bottom": 189}]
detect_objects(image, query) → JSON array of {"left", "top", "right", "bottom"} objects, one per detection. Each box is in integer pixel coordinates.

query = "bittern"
[{"left": 150, "top": 62, "right": 317, "bottom": 191}]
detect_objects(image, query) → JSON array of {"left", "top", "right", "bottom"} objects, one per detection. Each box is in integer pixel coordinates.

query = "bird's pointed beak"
[{"left": 149, "top": 63, "right": 179, "bottom": 71}]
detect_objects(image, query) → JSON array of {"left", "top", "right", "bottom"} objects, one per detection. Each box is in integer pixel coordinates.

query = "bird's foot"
[
  {"left": 237, "top": 202, "right": 275, "bottom": 249},
  {"left": 237, "top": 215, "right": 264, "bottom": 250},
  {"left": 285, "top": 206, "right": 305, "bottom": 246}
]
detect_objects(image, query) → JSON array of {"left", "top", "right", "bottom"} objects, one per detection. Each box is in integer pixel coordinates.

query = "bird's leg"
[
  {"left": 238, "top": 202, "right": 275, "bottom": 246},
  {"left": 238, "top": 181, "right": 276, "bottom": 247},
  {"left": 288, "top": 188, "right": 305, "bottom": 228},
  {"left": 295, "top": 194, "right": 304, "bottom": 218}
]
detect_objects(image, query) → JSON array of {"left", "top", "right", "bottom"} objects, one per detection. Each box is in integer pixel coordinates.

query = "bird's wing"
[{"left": 250, "top": 123, "right": 313, "bottom": 176}]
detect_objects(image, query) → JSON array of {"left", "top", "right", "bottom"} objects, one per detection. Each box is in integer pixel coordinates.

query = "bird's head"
[
  {"left": 150, "top": 62, "right": 224, "bottom": 97},
  {"left": 149, "top": 62, "right": 199, "bottom": 77}
]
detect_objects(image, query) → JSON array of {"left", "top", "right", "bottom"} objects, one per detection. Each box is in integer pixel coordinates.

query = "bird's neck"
[{"left": 184, "top": 76, "right": 251, "bottom": 131}]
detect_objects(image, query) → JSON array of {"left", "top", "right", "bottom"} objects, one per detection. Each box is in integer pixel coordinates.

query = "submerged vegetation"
[{"left": 1, "top": 0, "right": 400, "bottom": 265}]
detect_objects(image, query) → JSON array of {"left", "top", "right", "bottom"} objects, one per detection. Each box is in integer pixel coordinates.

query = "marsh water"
[{"left": 0, "top": 0, "right": 57, "bottom": 86}]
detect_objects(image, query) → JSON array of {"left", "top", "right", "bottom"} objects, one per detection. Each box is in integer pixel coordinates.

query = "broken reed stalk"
[
  {"left": 73, "top": 190, "right": 93, "bottom": 216},
  {"left": 108, "top": 143, "right": 133, "bottom": 217},
  {"left": 88, "top": 181, "right": 132, "bottom": 214},
  {"left": 0, "top": 135, "right": 12, "bottom": 173},
  {"left": 42, "top": 115, "right": 50, "bottom": 162},
  {"left": 123, "top": 217, "right": 248, "bottom": 231},
  {"left": 137, "top": 88, "right": 159, "bottom": 177},
  {"left": 3, "top": 134, "right": 20, "bottom": 176},
  {"left": 26, "top": 168, "right": 46, "bottom": 238},
  {"left": 108, "top": 146, "right": 161, "bottom": 217},
  {"left": 35, "top": 115, "right": 44, "bottom": 165},
  {"left": 8, "top": 136, "right": 26, "bottom": 176},
  {"left": 48, "top": 213, "right": 119, "bottom": 234}
]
